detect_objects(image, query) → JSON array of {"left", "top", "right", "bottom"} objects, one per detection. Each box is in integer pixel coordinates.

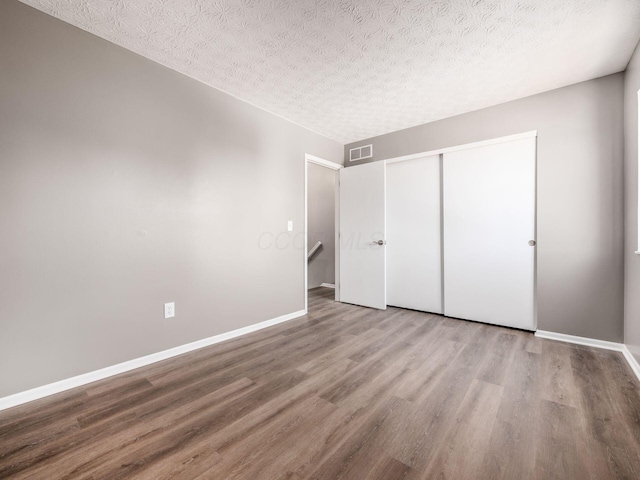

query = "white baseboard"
[
  {"left": 320, "top": 283, "right": 335, "bottom": 289},
  {"left": 535, "top": 330, "right": 640, "bottom": 382},
  {"left": 534, "top": 330, "right": 624, "bottom": 352},
  {"left": 622, "top": 345, "right": 640, "bottom": 382},
  {"left": 0, "top": 309, "right": 306, "bottom": 412}
]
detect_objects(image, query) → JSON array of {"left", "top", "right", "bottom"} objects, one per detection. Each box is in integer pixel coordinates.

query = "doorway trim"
[
  {"left": 305, "top": 154, "right": 342, "bottom": 313},
  {"left": 384, "top": 130, "right": 538, "bottom": 165}
]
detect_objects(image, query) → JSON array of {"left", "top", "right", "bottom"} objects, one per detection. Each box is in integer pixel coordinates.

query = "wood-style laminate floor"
[{"left": 1, "top": 287, "right": 640, "bottom": 479}]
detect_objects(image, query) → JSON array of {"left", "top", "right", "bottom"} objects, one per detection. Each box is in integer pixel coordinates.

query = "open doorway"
[{"left": 304, "top": 154, "right": 342, "bottom": 312}]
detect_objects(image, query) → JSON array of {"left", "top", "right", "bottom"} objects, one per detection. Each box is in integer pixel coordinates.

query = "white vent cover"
[{"left": 349, "top": 144, "right": 373, "bottom": 162}]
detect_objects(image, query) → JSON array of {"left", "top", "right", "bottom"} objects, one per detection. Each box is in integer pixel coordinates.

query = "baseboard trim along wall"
[
  {"left": 320, "top": 283, "right": 336, "bottom": 289},
  {"left": 622, "top": 347, "right": 640, "bottom": 382},
  {"left": 535, "top": 330, "right": 625, "bottom": 351},
  {"left": 535, "top": 330, "right": 640, "bottom": 381},
  {"left": 0, "top": 309, "right": 306, "bottom": 412}
]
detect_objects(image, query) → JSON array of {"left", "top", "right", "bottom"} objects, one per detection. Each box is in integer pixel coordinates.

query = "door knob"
[
  {"left": 372, "top": 240, "right": 386, "bottom": 245},
  {"left": 528, "top": 240, "right": 536, "bottom": 246}
]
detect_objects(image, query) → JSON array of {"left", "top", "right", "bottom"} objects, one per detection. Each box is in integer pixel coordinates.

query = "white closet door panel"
[
  {"left": 443, "top": 137, "right": 536, "bottom": 330},
  {"left": 386, "top": 156, "right": 442, "bottom": 313},
  {"left": 339, "top": 162, "right": 386, "bottom": 310}
]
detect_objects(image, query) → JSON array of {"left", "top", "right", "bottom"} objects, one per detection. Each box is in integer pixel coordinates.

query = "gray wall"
[
  {"left": 346, "top": 74, "right": 625, "bottom": 342},
  {"left": 307, "top": 163, "right": 336, "bottom": 289},
  {"left": 0, "top": 0, "right": 343, "bottom": 398},
  {"left": 624, "top": 41, "right": 640, "bottom": 363}
]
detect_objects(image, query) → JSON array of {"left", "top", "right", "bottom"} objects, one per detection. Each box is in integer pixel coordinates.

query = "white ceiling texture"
[{"left": 18, "top": 0, "right": 640, "bottom": 144}]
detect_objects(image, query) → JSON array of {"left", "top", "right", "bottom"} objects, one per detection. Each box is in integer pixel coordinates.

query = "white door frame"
[
  {"left": 305, "top": 154, "right": 343, "bottom": 313},
  {"left": 384, "top": 131, "right": 538, "bottom": 164}
]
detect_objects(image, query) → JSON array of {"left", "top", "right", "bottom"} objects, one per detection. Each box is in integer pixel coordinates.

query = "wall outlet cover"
[
  {"left": 164, "top": 302, "right": 175, "bottom": 319},
  {"left": 287, "top": 220, "right": 293, "bottom": 232}
]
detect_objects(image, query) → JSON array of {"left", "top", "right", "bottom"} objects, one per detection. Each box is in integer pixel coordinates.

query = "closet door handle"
[
  {"left": 528, "top": 240, "right": 536, "bottom": 246},
  {"left": 372, "top": 240, "right": 386, "bottom": 245}
]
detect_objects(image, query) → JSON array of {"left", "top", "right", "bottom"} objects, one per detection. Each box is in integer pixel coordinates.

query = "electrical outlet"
[
  {"left": 287, "top": 220, "right": 293, "bottom": 232},
  {"left": 164, "top": 302, "right": 175, "bottom": 319}
]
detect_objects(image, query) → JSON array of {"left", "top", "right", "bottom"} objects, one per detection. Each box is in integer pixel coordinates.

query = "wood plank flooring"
[{"left": 1, "top": 287, "right": 640, "bottom": 479}]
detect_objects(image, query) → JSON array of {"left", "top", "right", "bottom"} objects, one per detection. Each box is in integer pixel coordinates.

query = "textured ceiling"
[{"left": 18, "top": 0, "right": 640, "bottom": 144}]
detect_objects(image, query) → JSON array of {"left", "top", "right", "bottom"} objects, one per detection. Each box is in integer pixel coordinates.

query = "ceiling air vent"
[{"left": 349, "top": 144, "right": 373, "bottom": 162}]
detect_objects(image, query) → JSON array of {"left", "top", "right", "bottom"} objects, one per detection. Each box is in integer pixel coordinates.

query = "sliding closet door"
[
  {"left": 386, "top": 156, "right": 442, "bottom": 313},
  {"left": 443, "top": 137, "right": 536, "bottom": 330},
  {"left": 339, "top": 162, "right": 386, "bottom": 310}
]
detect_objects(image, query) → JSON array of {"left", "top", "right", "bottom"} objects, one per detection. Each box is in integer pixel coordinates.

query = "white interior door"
[
  {"left": 386, "top": 155, "right": 442, "bottom": 313},
  {"left": 443, "top": 137, "right": 536, "bottom": 330},
  {"left": 339, "top": 162, "right": 386, "bottom": 309}
]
